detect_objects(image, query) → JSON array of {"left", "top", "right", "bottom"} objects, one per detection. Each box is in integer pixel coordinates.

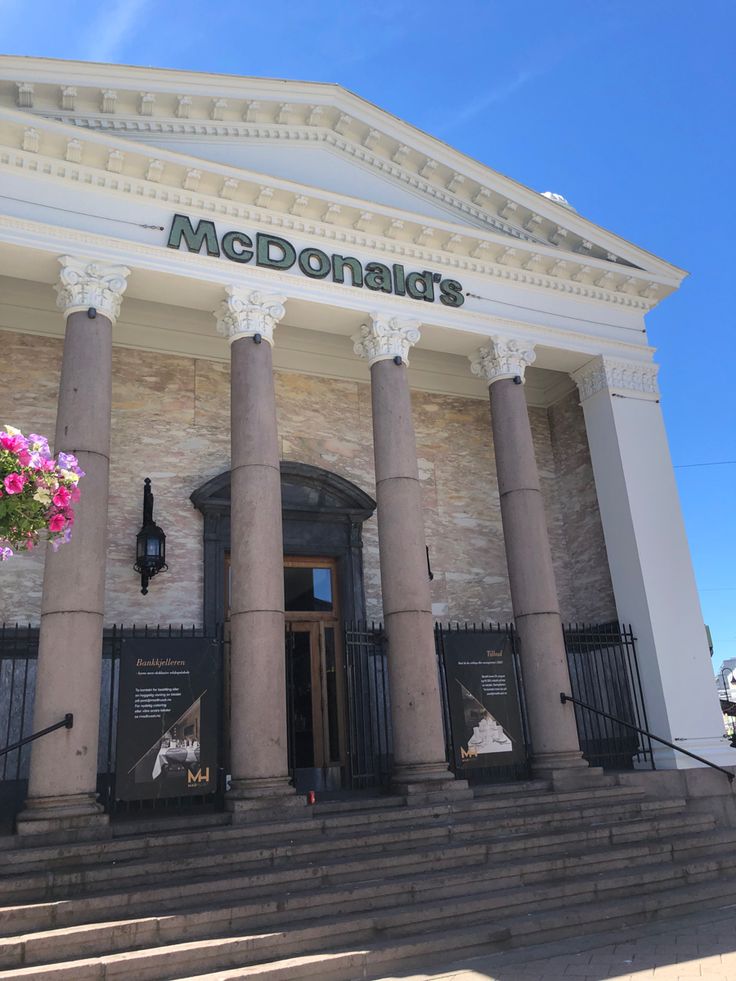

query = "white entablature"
[
  {"left": 0, "top": 57, "right": 684, "bottom": 291},
  {"left": 0, "top": 105, "right": 681, "bottom": 314}
]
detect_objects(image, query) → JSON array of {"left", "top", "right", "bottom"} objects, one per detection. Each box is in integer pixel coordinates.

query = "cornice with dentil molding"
[
  {"left": 0, "top": 138, "right": 659, "bottom": 313},
  {"left": 352, "top": 315, "right": 421, "bottom": 366},
  {"left": 0, "top": 68, "right": 684, "bottom": 283},
  {"left": 214, "top": 286, "right": 286, "bottom": 345},
  {"left": 18, "top": 98, "right": 643, "bottom": 268},
  {"left": 571, "top": 356, "right": 660, "bottom": 401},
  {"left": 2, "top": 211, "right": 663, "bottom": 374},
  {"left": 469, "top": 338, "right": 537, "bottom": 385},
  {"left": 55, "top": 255, "right": 130, "bottom": 323},
  {"left": 60, "top": 115, "right": 534, "bottom": 242}
]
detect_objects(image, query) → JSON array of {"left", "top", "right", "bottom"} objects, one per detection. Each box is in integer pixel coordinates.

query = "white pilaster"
[{"left": 572, "top": 356, "right": 736, "bottom": 769}]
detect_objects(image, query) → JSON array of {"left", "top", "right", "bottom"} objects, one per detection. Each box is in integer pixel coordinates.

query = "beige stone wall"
[
  {"left": 0, "top": 329, "right": 615, "bottom": 628},
  {"left": 547, "top": 390, "right": 618, "bottom": 624}
]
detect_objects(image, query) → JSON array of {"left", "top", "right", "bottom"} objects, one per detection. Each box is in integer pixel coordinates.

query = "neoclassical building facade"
[{"left": 0, "top": 56, "right": 731, "bottom": 833}]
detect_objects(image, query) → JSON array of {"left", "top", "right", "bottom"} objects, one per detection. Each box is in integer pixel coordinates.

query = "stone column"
[
  {"left": 572, "top": 356, "right": 736, "bottom": 769},
  {"left": 215, "top": 287, "right": 301, "bottom": 816},
  {"left": 470, "top": 338, "right": 591, "bottom": 786},
  {"left": 353, "top": 315, "right": 464, "bottom": 798},
  {"left": 17, "top": 256, "right": 130, "bottom": 835}
]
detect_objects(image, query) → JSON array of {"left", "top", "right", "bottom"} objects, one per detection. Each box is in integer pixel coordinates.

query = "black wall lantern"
[{"left": 134, "top": 477, "right": 167, "bottom": 595}]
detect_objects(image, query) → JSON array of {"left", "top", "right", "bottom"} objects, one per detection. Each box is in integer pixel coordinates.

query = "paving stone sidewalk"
[{"left": 376, "top": 904, "right": 736, "bottom": 980}]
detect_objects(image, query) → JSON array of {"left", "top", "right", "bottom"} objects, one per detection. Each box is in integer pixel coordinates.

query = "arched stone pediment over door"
[{"left": 191, "top": 462, "right": 376, "bottom": 634}]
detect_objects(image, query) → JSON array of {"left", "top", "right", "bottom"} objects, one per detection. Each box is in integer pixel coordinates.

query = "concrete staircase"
[{"left": 0, "top": 778, "right": 735, "bottom": 980}]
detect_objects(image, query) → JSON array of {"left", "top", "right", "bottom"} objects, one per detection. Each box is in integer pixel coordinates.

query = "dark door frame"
[{"left": 191, "top": 461, "right": 376, "bottom": 635}]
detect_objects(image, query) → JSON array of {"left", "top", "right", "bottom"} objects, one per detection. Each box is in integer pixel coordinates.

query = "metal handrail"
[
  {"left": 560, "top": 693, "right": 734, "bottom": 783},
  {"left": 0, "top": 713, "right": 73, "bottom": 759}
]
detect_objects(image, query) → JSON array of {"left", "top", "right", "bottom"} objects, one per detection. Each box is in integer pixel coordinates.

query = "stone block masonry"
[{"left": 0, "top": 328, "right": 615, "bottom": 628}]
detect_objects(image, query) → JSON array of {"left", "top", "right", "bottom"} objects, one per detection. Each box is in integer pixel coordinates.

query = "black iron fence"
[
  {"left": 0, "top": 624, "right": 224, "bottom": 824},
  {"left": 342, "top": 619, "right": 651, "bottom": 788},
  {"left": 563, "top": 622, "right": 653, "bottom": 770},
  {"left": 343, "top": 622, "right": 392, "bottom": 789},
  {"left": 0, "top": 618, "right": 650, "bottom": 823},
  {"left": 0, "top": 624, "right": 38, "bottom": 826}
]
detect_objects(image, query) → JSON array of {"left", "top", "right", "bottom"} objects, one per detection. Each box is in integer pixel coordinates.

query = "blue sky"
[{"left": 2, "top": 1, "right": 734, "bottom": 669}]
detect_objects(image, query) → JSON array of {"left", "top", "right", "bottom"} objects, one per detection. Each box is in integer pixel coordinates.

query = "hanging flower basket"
[{"left": 0, "top": 426, "right": 85, "bottom": 560}]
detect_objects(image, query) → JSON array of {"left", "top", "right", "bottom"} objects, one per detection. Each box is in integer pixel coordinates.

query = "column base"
[
  {"left": 16, "top": 792, "right": 109, "bottom": 837},
  {"left": 391, "top": 762, "right": 472, "bottom": 802},
  {"left": 531, "top": 751, "right": 603, "bottom": 790},
  {"left": 226, "top": 775, "right": 308, "bottom": 822}
]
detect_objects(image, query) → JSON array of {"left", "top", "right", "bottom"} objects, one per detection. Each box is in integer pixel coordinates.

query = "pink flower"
[
  {"left": 16, "top": 449, "right": 32, "bottom": 467},
  {"left": 0, "top": 433, "right": 26, "bottom": 453},
  {"left": 48, "top": 513, "right": 66, "bottom": 533},
  {"left": 52, "top": 486, "right": 71, "bottom": 508},
  {"left": 70, "top": 485, "right": 81, "bottom": 503},
  {"left": 3, "top": 473, "right": 26, "bottom": 495}
]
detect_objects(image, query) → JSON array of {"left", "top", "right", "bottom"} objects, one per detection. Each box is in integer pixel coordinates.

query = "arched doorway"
[{"left": 191, "top": 462, "right": 376, "bottom": 790}]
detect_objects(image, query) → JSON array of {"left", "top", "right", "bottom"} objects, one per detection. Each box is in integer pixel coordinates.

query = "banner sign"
[
  {"left": 115, "top": 636, "right": 221, "bottom": 801},
  {"left": 441, "top": 630, "right": 526, "bottom": 771}
]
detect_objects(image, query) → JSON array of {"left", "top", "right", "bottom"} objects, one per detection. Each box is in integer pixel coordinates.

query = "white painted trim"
[
  {"left": 0, "top": 106, "right": 674, "bottom": 307},
  {"left": 0, "top": 212, "right": 661, "bottom": 365}
]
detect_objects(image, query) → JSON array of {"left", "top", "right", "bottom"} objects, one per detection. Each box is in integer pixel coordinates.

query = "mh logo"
[{"left": 187, "top": 767, "right": 210, "bottom": 785}]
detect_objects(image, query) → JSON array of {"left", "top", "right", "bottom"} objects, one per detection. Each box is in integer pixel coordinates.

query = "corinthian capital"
[
  {"left": 55, "top": 256, "right": 131, "bottom": 324},
  {"left": 352, "top": 314, "right": 421, "bottom": 366},
  {"left": 469, "top": 336, "right": 536, "bottom": 385},
  {"left": 214, "top": 286, "right": 287, "bottom": 345},
  {"left": 572, "top": 356, "right": 660, "bottom": 402}
]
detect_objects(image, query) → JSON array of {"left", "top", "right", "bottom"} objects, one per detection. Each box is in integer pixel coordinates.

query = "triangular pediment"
[
  {"left": 0, "top": 56, "right": 686, "bottom": 283},
  {"left": 0, "top": 56, "right": 688, "bottom": 313},
  {"left": 127, "top": 137, "right": 482, "bottom": 227}
]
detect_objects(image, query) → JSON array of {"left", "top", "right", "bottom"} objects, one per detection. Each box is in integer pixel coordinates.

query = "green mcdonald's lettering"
[{"left": 166, "top": 215, "right": 464, "bottom": 307}]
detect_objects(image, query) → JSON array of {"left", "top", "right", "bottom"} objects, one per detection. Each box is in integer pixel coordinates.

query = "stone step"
[
  {"left": 0, "top": 796, "right": 694, "bottom": 903},
  {"left": 0, "top": 837, "right": 682, "bottom": 960},
  {"left": 0, "top": 810, "right": 716, "bottom": 941},
  {"left": 0, "top": 822, "right": 732, "bottom": 969},
  {"left": 0, "top": 789, "right": 677, "bottom": 880},
  {"left": 0, "top": 848, "right": 734, "bottom": 981},
  {"left": 176, "top": 876, "right": 736, "bottom": 981},
  {"left": 0, "top": 804, "right": 711, "bottom": 921},
  {"left": 0, "top": 784, "right": 650, "bottom": 875}
]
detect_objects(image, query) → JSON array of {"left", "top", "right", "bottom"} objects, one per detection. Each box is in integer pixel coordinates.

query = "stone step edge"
[
  {"left": 0, "top": 834, "right": 702, "bottom": 953},
  {"left": 0, "top": 804, "right": 707, "bottom": 911},
  {"left": 0, "top": 806, "right": 713, "bottom": 910},
  {"left": 0, "top": 860, "right": 733, "bottom": 981},
  {"left": 172, "top": 876, "right": 736, "bottom": 981},
  {"left": 0, "top": 794, "right": 686, "bottom": 885},
  {"left": 2, "top": 844, "right": 735, "bottom": 973},
  {"left": 0, "top": 784, "right": 650, "bottom": 867},
  {"left": 1, "top": 815, "right": 727, "bottom": 939}
]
